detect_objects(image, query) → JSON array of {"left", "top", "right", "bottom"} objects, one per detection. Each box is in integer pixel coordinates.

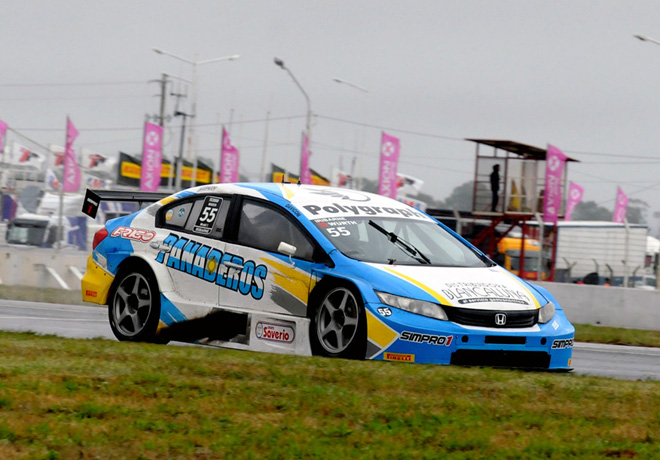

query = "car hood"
[{"left": 367, "top": 263, "right": 545, "bottom": 311}]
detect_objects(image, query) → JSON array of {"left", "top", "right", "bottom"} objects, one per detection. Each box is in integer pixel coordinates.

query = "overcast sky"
[{"left": 3, "top": 1, "right": 660, "bottom": 223}]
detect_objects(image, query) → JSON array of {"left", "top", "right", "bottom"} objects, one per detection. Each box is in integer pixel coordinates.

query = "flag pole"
[{"left": 57, "top": 117, "right": 67, "bottom": 250}]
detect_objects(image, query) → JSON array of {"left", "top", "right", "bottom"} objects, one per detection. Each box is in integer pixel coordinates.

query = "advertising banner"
[
  {"left": 300, "top": 132, "right": 312, "bottom": 185},
  {"left": 140, "top": 122, "right": 163, "bottom": 191},
  {"left": 613, "top": 187, "right": 628, "bottom": 223},
  {"left": 564, "top": 181, "right": 584, "bottom": 221},
  {"left": 63, "top": 118, "right": 80, "bottom": 192},
  {"left": 220, "top": 127, "right": 239, "bottom": 183},
  {"left": 0, "top": 120, "right": 7, "bottom": 160},
  {"left": 542, "top": 144, "right": 567, "bottom": 223},
  {"left": 270, "top": 163, "right": 329, "bottom": 186},
  {"left": 378, "top": 132, "right": 400, "bottom": 198},
  {"left": 117, "top": 152, "right": 212, "bottom": 189}
]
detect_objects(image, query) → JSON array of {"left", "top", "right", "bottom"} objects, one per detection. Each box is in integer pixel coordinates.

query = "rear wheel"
[
  {"left": 109, "top": 268, "right": 164, "bottom": 343},
  {"left": 310, "top": 283, "right": 366, "bottom": 359}
]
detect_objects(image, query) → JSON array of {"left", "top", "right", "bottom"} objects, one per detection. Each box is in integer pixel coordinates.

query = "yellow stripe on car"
[
  {"left": 383, "top": 266, "right": 452, "bottom": 305},
  {"left": 261, "top": 257, "right": 311, "bottom": 305},
  {"left": 366, "top": 310, "right": 398, "bottom": 349}
]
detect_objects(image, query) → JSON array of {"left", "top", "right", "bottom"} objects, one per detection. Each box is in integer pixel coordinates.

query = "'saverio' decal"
[
  {"left": 256, "top": 322, "right": 295, "bottom": 343},
  {"left": 111, "top": 226, "right": 156, "bottom": 243}
]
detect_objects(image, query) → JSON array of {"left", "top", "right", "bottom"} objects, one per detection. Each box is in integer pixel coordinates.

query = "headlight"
[
  {"left": 538, "top": 301, "right": 556, "bottom": 324},
  {"left": 376, "top": 291, "right": 448, "bottom": 321}
]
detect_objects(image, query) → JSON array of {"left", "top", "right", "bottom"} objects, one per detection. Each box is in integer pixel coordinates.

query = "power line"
[
  {"left": 0, "top": 81, "right": 147, "bottom": 88},
  {"left": 316, "top": 114, "right": 465, "bottom": 142}
]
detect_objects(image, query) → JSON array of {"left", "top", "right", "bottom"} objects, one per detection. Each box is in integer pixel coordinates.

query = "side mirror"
[{"left": 278, "top": 242, "right": 297, "bottom": 266}]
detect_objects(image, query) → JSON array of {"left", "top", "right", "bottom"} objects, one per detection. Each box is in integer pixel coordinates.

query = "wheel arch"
[
  {"left": 308, "top": 274, "right": 369, "bottom": 318},
  {"left": 107, "top": 255, "right": 168, "bottom": 306}
]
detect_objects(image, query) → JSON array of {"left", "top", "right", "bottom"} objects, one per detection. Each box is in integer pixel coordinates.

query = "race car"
[{"left": 81, "top": 183, "right": 574, "bottom": 369}]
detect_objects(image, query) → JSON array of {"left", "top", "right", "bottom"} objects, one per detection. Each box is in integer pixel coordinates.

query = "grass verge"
[{"left": 0, "top": 331, "right": 659, "bottom": 459}]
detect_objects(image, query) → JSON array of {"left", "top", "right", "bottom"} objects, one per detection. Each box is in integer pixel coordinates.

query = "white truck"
[{"left": 553, "top": 221, "right": 649, "bottom": 285}]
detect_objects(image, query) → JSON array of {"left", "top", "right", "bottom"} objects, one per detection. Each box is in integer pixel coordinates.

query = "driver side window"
[{"left": 237, "top": 200, "right": 314, "bottom": 260}]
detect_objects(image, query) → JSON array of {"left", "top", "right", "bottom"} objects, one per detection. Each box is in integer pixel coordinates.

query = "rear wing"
[{"left": 82, "top": 188, "right": 171, "bottom": 219}]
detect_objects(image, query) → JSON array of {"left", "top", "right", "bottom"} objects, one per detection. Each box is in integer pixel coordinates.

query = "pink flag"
[
  {"left": 62, "top": 118, "right": 80, "bottom": 192},
  {"left": 564, "top": 181, "right": 584, "bottom": 221},
  {"left": 613, "top": 187, "right": 628, "bottom": 223},
  {"left": 0, "top": 120, "right": 7, "bottom": 149},
  {"left": 378, "top": 132, "right": 400, "bottom": 198},
  {"left": 140, "top": 122, "right": 163, "bottom": 191},
  {"left": 219, "top": 127, "right": 240, "bottom": 183},
  {"left": 542, "top": 144, "right": 567, "bottom": 223},
  {"left": 299, "top": 132, "right": 312, "bottom": 185}
]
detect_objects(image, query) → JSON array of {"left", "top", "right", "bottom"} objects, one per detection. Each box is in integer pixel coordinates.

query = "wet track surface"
[{"left": 1, "top": 300, "right": 659, "bottom": 380}]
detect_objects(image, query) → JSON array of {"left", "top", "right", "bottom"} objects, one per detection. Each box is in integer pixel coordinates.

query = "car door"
[
  {"left": 154, "top": 194, "right": 230, "bottom": 309},
  {"left": 218, "top": 198, "right": 320, "bottom": 317}
]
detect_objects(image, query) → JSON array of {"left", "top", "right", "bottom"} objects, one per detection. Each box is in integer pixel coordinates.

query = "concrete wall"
[
  {"left": 536, "top": 281, "right": 660, "bottom": 330},
  {"left": 0, "top": 246, "right": 659, "bottom": 331},
  {"left": 0, "top": 247, "right": 87, "bottom": 290}
]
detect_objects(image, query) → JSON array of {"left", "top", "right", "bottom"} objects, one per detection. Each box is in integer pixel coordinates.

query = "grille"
[
  {"left": 451, "top": 350, "right": 551, "bottom": 369},
  {"left": 484, "top": 336, "right": 526, "bottom": 345},
  {"left": 445, "top": 307, "right": 538, "bottom": 328}
]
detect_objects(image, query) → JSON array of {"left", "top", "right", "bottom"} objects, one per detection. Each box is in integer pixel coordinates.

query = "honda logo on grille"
[{"left": 495, "top": 313, "right": 507, "bottom": 326}]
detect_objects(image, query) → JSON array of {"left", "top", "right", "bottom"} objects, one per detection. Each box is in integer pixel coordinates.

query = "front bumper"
[{"left": 365, "top": 304, "right": 574, "bottom": 370}]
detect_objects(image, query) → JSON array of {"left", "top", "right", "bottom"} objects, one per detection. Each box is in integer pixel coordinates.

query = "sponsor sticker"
[
  {"left": 440, "top": 281, "right": 531, "bottom": 306},
  {"left": 384, "top": 352, "right": 415, "bottom": 362},
  {"left": 400, "top": 331, "right": 453, "bottom": 346},
  {"left": 551, "top": 338, "right": 574, "bottom": 350},
  {"left": 110, "top": 226, "right": 156, "bottom": 243},
  {"left": 155, "top": 233, "right": 267, "bottom": 300},
  {"left": 192, "top": 196, "right": 222, "bottom": 235},
  {"left": 377, "top": 307, "right": 392, "bottom": 317},
  {"left": 85, "top": 290, "right": 98, "bottom": 298},
  {"left": 256, "top": 322, "right": 295, "bottom": 343}
]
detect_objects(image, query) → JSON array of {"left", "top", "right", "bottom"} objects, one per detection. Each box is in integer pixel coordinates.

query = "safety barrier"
[
  {"left": 0, "top": 246, "right": 658, "bottom": 330},
  {"left": 536, "top": 281, "right": 660, "bottom": 330},
  {"left": 0, "top": 247, "right": 87, "bottom": 291}
]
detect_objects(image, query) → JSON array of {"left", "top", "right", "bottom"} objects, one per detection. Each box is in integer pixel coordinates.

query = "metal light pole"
[
  {"left": 634, "top": 34, "right": 660, "bottom": 289},
  {"left": 274, "top": 57, "right": 312, "bottom": 179},
  {"left": 634, "top": 34, "right": 660, "bottom": 46},
  {"left": 153, "top": 48, "right": 240, "bottom": 186},
  {"left": 173, "top": 110, "right": 192, "bottom": 192},
  {"left": 332, "top": 77, "right": 369, "bottom": 94}
]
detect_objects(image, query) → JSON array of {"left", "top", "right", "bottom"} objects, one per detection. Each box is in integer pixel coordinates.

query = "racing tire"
[
  {"left": 310, "top": 282, "right": 367, "bottom": 359},
  {"left": 108, "top": 266, "right": 166, "bottom": 343}
]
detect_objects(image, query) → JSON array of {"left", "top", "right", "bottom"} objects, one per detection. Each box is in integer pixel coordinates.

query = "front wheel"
[
  {"left": 109, "top": 269, "right": 164, "bottom": 343},
  {"left": 310, "top": 283, "right": 366, "bottom": 359}
]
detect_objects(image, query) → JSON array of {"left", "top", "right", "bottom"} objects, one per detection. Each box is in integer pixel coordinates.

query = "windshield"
[
  {"left": 7, "top": 222, "right": 48, "bottom": 246},
  {"left": 312, "top": 216, "right": 490, "bottom": 267}
]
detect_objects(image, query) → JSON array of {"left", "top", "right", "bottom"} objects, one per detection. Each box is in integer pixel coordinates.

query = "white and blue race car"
[{"left": 81, "top": 183, "right": 574, "bottom": 369}]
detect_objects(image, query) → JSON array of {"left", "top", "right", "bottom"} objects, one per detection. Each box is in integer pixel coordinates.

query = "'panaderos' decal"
[
  {"left": 155, "top": 233, "right": 267, "bottom": 300},
  {"left": 441, "top": 282, "right": 531, "bottom": 306}
]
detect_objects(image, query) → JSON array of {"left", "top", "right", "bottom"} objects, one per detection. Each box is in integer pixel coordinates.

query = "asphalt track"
[{"left": 1, "top": 300, "right": 660, "bottom": 381}]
